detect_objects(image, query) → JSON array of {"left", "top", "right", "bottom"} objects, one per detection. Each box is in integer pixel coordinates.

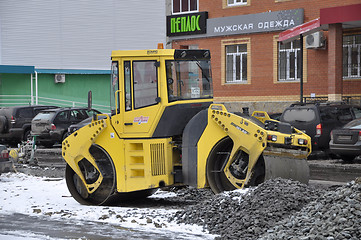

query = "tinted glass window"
[
  {"left": 84, "top": 109, "right": 99, "bottom": 117},
  {"left": 18, "top": 108, "right": 33, "bottom": 118},
  {"left": 319, "top": 108, "right": 336, "bottom": 122},
  {"left": 55, "top": 111, "right": 69, "bottom": 122},
  {"left": 34, "top": 107, "right": 57, "bottom": 115},
  {"left": 352, "top": 107, "right": 361, "bottom": 119},
  {"left": 70, "top": 110, "right": 86, "bottom": 121},
  {"left": 33, "top": 112, "right": 55, "bottom": 121},
  {"left": 133, "top": 61, "right": 158, "bottom": 109},
  {"left": 283, "top": 108, "right": 316, "bottom": 122},
  {"left": 320, "top": 107, "right": 353, "bottom": 123},
  {"left": 124, "top": 61, "right": 132, "bottom": 111},
  {"left": 335, "top": 108, "right": 352, "bottom": 122},
  {"left": 344, "top": 118, "right": 361, "bottom": 129}
]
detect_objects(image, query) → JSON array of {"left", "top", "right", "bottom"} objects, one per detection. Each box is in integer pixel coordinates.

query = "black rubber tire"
[
  {"left": 206, "top": 137, "right": 265, "bottom": 194},
  {"left": 23, "top": 129, "right": 31, "bottom": 142},
  {"left": 340, "top": 155, "right": 356, "bottom": 162},
  {"left": 42, "top": 142, "right": 54, "bottom": 148},
  {"left": 62, "top": 132, "right": 70, "bottom": 142}
]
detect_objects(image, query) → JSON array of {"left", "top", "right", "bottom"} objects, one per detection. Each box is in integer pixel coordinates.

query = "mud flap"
[{"left": 263, "top": 154, "right": 310, "bottom": 184}]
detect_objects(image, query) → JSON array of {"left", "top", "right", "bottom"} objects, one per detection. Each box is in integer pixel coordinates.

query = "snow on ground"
[
  {"left": 0, "top": 231, "right": 62, "bottom": 240},
  {"left": 0, "top": 172, "right": 215, "bottom": 239}
]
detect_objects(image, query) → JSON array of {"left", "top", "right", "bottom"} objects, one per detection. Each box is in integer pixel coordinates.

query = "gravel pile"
[
  {"left": 260, "top": 179, "right": 361, "bottom": 240},
  {"left": 171, "top": 178, "right": 325, "bottom": 240}
]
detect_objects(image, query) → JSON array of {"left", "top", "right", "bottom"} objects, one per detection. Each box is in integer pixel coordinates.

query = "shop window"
[
  {"left": 226, "top": 44, "right": 248, "bottom": 83},
  {"left": 172, "top": 0, "right": 198, "bottom": 14},
  {"left": 278, "top": 40, "right": 301, "bottom": 81},
  {"left": 227, "top": 0, "right": 247, "bottom": 6},
  {"left": 343, "top": 34, "right": 361, "bottom": 79}
]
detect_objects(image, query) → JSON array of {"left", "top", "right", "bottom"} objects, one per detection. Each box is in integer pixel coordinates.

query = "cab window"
[
  {"left": 166, "top": 59, "right": 212, "bottom": 102},
  {"left": 110, "top": 61, "right": 119, "bottom": 113},
  {"left": 133, "top": 61, "right": 158, "bottom": 109},
  {"left": 124, "top": 61, "right": 132, "bottom": 111}
]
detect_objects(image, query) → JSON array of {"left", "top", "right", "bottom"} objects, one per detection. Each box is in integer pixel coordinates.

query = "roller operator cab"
[{"left": 62, "top": 49, "right": 311, "bottom": 205}]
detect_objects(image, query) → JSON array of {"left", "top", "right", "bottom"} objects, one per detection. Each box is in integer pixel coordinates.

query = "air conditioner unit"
[
  {"left": 54, "top": 74, "right": 65, "bottom": 83},
  {"left": 306, "top": 31, "right": 325, "bottom": 49}
]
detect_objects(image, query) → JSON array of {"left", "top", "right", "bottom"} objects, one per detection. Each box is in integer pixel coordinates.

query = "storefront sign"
[
  {"left": 207, "top": 9, "right": 303, "bottom": 37},
  {"left": 167, "top": 12, "right": 208, "bottom": 37}
]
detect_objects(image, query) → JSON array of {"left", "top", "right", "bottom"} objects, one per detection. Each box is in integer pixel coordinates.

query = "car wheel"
[
  {"left": 23, "top": 129, "right": 32, "bottom": 142},
  {"left": 62, "top": 132, "right": 70, "bottom": 142},
  {"left": 0, "top": 116, "right": 7, "bottom": 133},
  {"left": 42, "top": 142, "right": 54, "bottom": 148},
  {"left": 340, "top": 155, "right": 356, "bottom": 162}
]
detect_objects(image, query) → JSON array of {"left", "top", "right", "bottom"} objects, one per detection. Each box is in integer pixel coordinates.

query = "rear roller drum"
[
  {"left": 206, "top": 137, "right": 265, "bottom": 194},
  {"left": 65, "top": 145, "right": 116, "bottom": 205},
  {"left": 66, "top": 144, "right": 156, "bottom": 205}
]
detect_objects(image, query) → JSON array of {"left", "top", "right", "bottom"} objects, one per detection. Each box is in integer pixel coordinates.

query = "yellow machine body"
[{"left": 62, "top": 48, "right": 311, "bottom": 205}]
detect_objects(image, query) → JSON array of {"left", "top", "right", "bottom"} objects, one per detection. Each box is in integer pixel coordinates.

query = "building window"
[
  {"left": 343, "top": 34, "right": 361, "bottom": 79},
  {"left": 172, "top": 0, "right": 198, "bottom": 14},
  {"left": 226, "top": 44, "right": 248, "bottom": 83},
  {"left": 278, "top": 40, "right": 301, "bottom": 81},
  {"left": 227, "top": 0, "right": 247, "bottom": 6}
]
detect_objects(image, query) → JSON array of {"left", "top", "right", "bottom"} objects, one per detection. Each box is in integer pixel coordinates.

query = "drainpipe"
[
  {"left": 35, "top": 71, "right": 38, "bottom": 105},
  {"left": 31, "top": 73, "right": 34, "bottom": 105}
]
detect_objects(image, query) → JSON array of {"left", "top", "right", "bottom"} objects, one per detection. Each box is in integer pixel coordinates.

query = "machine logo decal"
[
  {"left": 231, "top": 122, "right": 249, "bottom": 135},
  {"left": 134, "top": 116, "right": 149, "bottom": 125}
]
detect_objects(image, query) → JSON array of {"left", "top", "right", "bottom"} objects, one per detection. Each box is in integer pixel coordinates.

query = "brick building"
[{"left": 166, "top": 0, "right": 361, "bottom": 113}]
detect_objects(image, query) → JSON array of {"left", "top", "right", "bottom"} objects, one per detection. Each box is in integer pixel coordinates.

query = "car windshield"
[
  {"left": 33, "top": 112, "right": 55, "bottom": 121},
  {"left": 282, "top": 108, "right": 316, "bottom": 122},
  {"left": 165, "top": 59, "right": 213, "bottom": 102},
  {"left": 344, "top": 118, "right": 361, "bottom": 129}
]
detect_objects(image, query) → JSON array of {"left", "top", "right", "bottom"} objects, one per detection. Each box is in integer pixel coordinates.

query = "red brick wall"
[{"left": 171, "top": 0, "right": 361, "bottom": 102}]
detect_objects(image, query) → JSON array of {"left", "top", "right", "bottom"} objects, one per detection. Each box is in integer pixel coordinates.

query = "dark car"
[
  {"left": 280, "top": 102, "right": 361, "bottom": 156},
  {"left": 330, "top": 118, "right": 361, "bottom": 162},
  {"left": 31, "top": 108, "right": 101, "bottom": 147},
  {"left": 0, "top": 144, "right": 12, "bottom": 175},
  {"left": 268, "top": 112, "right": 282, "bottom": 121},
  {"left": 0, "top": 105, "right": 58, "bottom": 145},
  {"left": 65, "top": 114, "right": 108, "bottom": 138}
]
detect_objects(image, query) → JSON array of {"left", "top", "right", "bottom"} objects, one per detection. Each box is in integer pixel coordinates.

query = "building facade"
[{"left": 166, "top": 0, "right": 361, "bottom": 113}]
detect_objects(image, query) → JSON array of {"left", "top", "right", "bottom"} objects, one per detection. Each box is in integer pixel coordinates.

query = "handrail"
[{"left": 0, "top": 95, "right": 109, "bottom": 112}]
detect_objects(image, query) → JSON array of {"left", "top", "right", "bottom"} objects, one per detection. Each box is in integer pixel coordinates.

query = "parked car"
[
  {"left": 0, "top": 144, "right": 12, "bottom": 175},
  {"left": 31, "top": 108, "right": 101, "bottom": 147},
  {"left": 330, "top": 118, "right": 361, "bottom": 162},
  {"left": 65, "top": 114, "right": 109, "bottom": 138},
  {"left": 0, "top": 105, "right": 58, "bottom": 145},
  {"left": 268, "top": 112, "right": 282, "bottom": 121},
  {"left": 280, "top": 102, "right": 361, "bottom": 156}
]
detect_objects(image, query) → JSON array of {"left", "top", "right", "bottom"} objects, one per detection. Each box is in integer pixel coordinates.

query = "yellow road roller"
[{"left": 62, "top": 48, "right": 311, "bottom": 205}]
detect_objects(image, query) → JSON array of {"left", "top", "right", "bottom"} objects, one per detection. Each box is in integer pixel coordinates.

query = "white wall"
[{"left": 0, "top": 0, "right": 166, "bottom": 70}]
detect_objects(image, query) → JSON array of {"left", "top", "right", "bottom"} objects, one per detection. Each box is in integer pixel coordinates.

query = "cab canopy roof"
[{"left": 111, "top": 49, "right": 211, "bottom": 60}]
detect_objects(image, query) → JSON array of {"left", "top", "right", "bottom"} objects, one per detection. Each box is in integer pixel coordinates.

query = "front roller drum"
[
  {"left": 206, "top": 137, "right": 266, "bottom": 194},
  {"left": 206, "top": 137, "right": 310, "bottom": 194},
  {"left": 66, "top": 145, "right": 156, "bottom": 206}
]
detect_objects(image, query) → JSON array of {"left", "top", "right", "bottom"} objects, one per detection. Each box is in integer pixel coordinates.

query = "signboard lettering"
[
  {"left": 167, "top": 12, "right": 208, "bottom": 37},
  {"left": 207, "top": 9, "right": 303, "bottom": 37}
]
